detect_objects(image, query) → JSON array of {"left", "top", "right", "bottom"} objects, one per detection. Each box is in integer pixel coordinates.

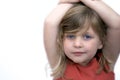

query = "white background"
[{"left": 0, "top": 0, "right": 120, "bottom": 80}]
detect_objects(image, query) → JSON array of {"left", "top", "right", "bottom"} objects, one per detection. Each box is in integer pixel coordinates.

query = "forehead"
[
  {"left": 65, "top": 27, "right": 98, "bottom": 36},
  {"left": 78, "top": 27, "right": 97, "bottom": 36}
]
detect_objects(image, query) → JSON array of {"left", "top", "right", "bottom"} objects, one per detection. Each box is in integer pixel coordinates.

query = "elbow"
[
  {"left": 114, "top": 15, "right": 120, "bottom": 29},
  {"left": 117, "top": 17, "right": 120, "bottom": 29},
  {"left": 44, "top": 15, "right": 58, "bottom": 28},
  {"left": 44, "top": 17, "right": 52, "bottom": 28},
  {"left": 109, "top": 16, "right": 120, "bottom": 29}
]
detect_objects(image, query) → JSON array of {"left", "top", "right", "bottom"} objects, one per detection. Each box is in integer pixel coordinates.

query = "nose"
[{"left": 73, "top": 37, "right": 83, "bottom": 48}]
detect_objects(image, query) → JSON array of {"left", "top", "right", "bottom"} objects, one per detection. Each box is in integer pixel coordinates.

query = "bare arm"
[
  {"left": 44, "top": 3, "right": 73, "bottom": 68},
  {"left": 81, "top": 0, "right": 120, "bottom": 68}
]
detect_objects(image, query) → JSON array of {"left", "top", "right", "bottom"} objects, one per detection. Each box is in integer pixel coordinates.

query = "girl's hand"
[{"left": 59, "top": 0, "right": 80, "bottom": 4}]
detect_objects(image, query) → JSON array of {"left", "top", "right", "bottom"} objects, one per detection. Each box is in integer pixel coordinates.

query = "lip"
[{"left": 72, "top": 52, "right": 85, "bottom": 56}]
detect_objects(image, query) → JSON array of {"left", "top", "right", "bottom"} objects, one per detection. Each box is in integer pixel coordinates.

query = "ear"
[{"left": 98, "top": 41, "right": 103, "bottom": 49}]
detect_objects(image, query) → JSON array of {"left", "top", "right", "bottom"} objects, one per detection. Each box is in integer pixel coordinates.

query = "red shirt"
[{"left": 56, "top": 58, "right": 114, "bottom": 80}]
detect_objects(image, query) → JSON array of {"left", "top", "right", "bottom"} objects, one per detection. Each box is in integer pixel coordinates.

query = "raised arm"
[
  {"left": 81, "top": 0, "right": 120, "bottom": 67},
  {"left": 44, "top": 3, "right": 74, "bottom": 68}
]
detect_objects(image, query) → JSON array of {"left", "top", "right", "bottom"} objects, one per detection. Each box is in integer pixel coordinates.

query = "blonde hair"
[{"left": 52, "top": 3, "right": 109, "bottom": 79}]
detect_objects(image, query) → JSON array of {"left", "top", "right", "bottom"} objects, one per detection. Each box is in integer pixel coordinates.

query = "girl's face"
[{"left": 63, "top": 27, "right": 103, "bottom": 66}]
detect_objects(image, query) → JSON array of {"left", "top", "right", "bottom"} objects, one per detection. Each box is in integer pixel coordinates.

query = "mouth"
[{"left": 72, "top": 52, "right": 86, "bottom": 56}]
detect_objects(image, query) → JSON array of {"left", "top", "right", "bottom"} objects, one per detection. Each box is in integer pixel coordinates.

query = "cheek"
[
  {"left": 85, "top": 44, "right": 98, "bottom": 59},
  {"left": 86, "top": 41, "right": 100, "bottom": 52},
  {"left": 63, "top": 40, "right": 72, "bottom": 53}
]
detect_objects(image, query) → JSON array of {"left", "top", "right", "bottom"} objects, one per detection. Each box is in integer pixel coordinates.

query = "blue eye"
[
  {"left": 83, "top": 34, "right": 92, "bottom": 40},
  {"left": 66, "top": 34, "right": 75, "bottom": 39}
]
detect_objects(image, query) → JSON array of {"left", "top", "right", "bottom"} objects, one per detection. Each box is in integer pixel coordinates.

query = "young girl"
[{"left": 44, "top": 0, "right": 120, "bottom": 80}]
